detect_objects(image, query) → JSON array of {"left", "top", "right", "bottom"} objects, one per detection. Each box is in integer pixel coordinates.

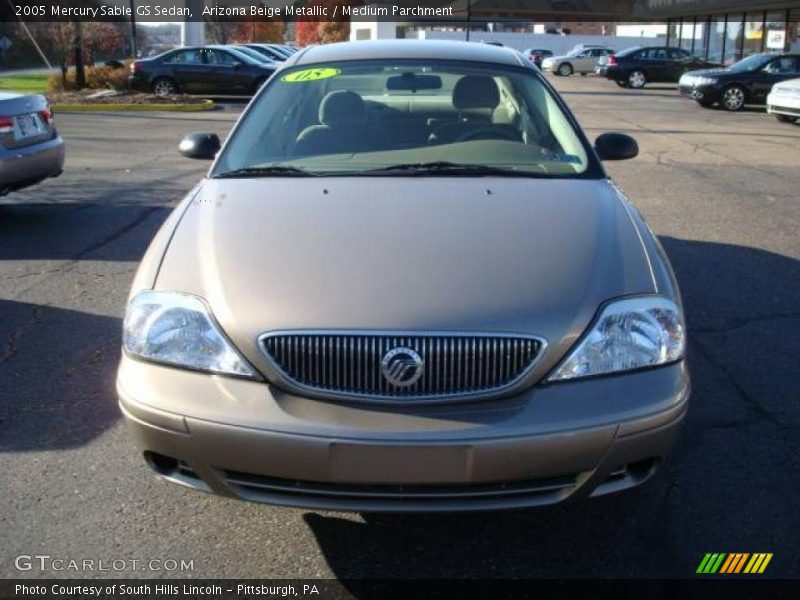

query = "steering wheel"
[{"left": 456, "top": 127, "right": 520, "bottom": 143}]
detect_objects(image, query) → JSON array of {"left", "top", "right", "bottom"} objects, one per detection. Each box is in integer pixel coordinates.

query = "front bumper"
[
  {"left": 678, "top": 83, "right": 721, "bottom": 104},
  {"left": 767, "top": 90, "right": 800, "bottom": 117},
  {"left": 117, "top": 355, "right": 689, "bottom": 512},
  {"left": 0, "top": 135, "right": 64, "bottom": 192}
]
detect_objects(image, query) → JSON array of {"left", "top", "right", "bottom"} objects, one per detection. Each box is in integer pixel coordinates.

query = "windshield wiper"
[
  {"left": 213, "top": 165, "right": 317, "bottom": 178},
  {"left": 362, "top": 161, "right": 536, "bottom": 176}
]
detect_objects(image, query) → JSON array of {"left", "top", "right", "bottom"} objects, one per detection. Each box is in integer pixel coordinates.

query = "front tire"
[
  {"left": 721, "top": 85, "right": 746, "bottom": 111},
  {"left": 558, "top": 63, "right": 574, "bottom": 77},
  {"left": 775, "top": 114, "right": 798, "bottom": 123},
  {"left": 152, "top": 77, "right": 177, "bottom": 97},
  {"left": 628, "top": 70, "right": 646, "bottom": 89}
]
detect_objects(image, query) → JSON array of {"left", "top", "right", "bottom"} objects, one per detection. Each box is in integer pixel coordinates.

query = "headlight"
[
  {"left": 123, "top": 291, "right": 257, "bottom": 378},
  {"left": 547, "top": 296, "right": 685, "bottom": 382},
  {"left": 679, "top": 74, "right": 694, "bottom": 85},
  {"left": 694, "top": 76, "right": 718, "bottom": 85}
]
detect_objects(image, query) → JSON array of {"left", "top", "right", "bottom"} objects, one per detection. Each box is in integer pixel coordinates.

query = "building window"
[
  {"left": 788, "top": 9, "right": 799, "bottom": 53},
  {"left": 765, "top": 10, "right": 788, "bottom": 52},
  {"left": 695, "top": 18, "right": 708, "bottom": 58},
  {"left": 668, "top": 20, "right": 680, "bottom": 47},
  {"left": 742, "top": 12, "right": 765, "bottom": 57},
  {"left": 724, "top": 13, "right": 744, "bottom": 64},
  {"left": 707, "top": 16, "right": 726, "bottom": 64},
  {"left": 680, "top": 18, "right": 697, "bottom": 54}
]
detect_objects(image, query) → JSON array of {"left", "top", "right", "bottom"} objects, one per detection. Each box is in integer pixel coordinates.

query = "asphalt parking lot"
[{"left": 1, "top": 75, "right": 799, "bottom": 579}]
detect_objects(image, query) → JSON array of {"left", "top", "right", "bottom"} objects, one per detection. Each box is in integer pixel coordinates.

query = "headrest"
[
  {"left": 319, "top": 91, "right": 366, "bottom": 128},
  {"left": 453, "top": 76, "right": 500, "bottom": 111}
]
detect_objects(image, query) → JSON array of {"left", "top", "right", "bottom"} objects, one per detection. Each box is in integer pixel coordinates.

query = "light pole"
[
  {"left": 129, "top": 0, "right": 138, "bottom": 57},
  {"left": 73, "top": 20, "right": 85, "bottom": 89},
  {"left": 466, "top": 0, "right": 471, "bottom": 41},
  {"left": 467, "top": 0, "right": 472, "bottom": 41}
]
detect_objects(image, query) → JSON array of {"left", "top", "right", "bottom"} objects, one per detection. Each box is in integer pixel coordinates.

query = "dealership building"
[
  {"left": 641, "top": 1, "right": 800, "bottom": 63},
  {"left": 350, "top": 1, "right": 798, "bottom": 64}
]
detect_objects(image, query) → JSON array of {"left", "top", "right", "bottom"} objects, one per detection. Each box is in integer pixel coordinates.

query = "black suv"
[
  {"left": 598, "top": 46, "right": 721, "bottom": 89},
  {"left": 130, "top": 46, "right": 276, "bottom": 97},
  {"left": 678, "top": 53, "right": 800, "bottom": 111}
]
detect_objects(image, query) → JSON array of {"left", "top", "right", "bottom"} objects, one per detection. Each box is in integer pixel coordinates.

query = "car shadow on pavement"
[
  {"left": 0, "top": 202, "right": 172, "bottom": 262},
  {"left": 303, "top": 237, "right": 800, "bottom": 581},
  {"left": 0, "top": 300, "right": 123, "bottom": 452}
]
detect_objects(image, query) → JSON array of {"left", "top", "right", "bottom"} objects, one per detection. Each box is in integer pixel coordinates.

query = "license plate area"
[
  {"left": 330, "top": 443, "right": 471, "bottom": 484},
  {"left": 15, "top": 113, "right": 42, "bottom": 139}
]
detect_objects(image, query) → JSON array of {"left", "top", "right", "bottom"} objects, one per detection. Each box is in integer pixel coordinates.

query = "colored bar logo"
[{"left": 696, "top": 553, "right": 773, "bottom": 574}]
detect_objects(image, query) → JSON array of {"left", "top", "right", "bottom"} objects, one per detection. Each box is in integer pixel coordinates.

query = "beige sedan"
[
  {"left": 542, "top": 47, "right": 614, "bottom": 76},
  {"left": 118, "top": 40, "right": 688, "bottom": 512}
]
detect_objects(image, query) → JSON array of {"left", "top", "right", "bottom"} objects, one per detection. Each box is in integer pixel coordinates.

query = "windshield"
[
  {"left": 214, "top": 60, "right": 591, "bottom": 178},
  {"left": 729, "top": 53, "right": 774, "bottom": 71}
]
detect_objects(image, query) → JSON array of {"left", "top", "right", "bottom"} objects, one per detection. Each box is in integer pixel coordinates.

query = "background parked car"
[
  {"left": 242, "top": 44, "right": 290, "bottom": 62},
  {"left": 0, "top": 93, "right": 64, "bottom": 196},
  {"left": 523, "top": 48, "right": 554, "bottom": 68},
  {"left": 541, "top": 46, "right": 614, "bottom": 76},
  {"left": 767, "top": 77, "right": 800, "bottom": 123},
  {"left": 130, "top": 46, "right": 277, "bottom": 96},
  {"left": 679, "top": 53, "right": 800, "bottom": 111},
  {"left": 221, "top": 45, "right": 279, "bottom": 67},
  {"left": 599, "top": 46, "right": 721, "bottom": 89}
]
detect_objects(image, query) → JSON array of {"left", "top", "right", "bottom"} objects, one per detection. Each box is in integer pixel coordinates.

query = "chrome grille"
[{"left": 261, "top": 332, "right": 543, "bottom": 399}]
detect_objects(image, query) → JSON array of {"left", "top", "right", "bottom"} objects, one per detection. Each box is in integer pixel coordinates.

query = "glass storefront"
[
  {"left": 742, "top": 13, "right": 765, "bottom": 58},
  {"left": 707, "top": 17, "right": 726, "bottom": 63},
  {"left": 765, "top": 11, "right": 788, "bottom": 51},
  {"left": 693, "top": 20, "right": 707, "bottom": 57},
  {"left": 680, "top": 19, "right": 696, "bottom": 53},
  {"left": 668, "top": 7, "right": 795, "bottom": 63},
  {"left": 724, "top": 14, "right": 744, "bottom": 64}
]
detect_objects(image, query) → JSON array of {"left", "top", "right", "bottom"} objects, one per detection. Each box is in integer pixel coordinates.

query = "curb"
[{"left": 51, "top": 99, "right": 216, "bottom": 112}]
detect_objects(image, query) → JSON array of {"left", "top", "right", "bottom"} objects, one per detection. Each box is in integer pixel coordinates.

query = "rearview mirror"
[
  {"left": 595, "top": 132, "right": 638, "bottom": 161},
  {"left": 386, "top": 73, "right": 442, "bottom": 92},
  {"left": 179, "top": 132, "right": 221, "bottom": 160}
]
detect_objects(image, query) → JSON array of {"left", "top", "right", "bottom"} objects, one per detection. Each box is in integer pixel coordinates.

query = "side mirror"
[
  {"left": 179, "top": 132, "right": 220, "bottom": 160},
  {"left": 595, "top": 132, "right": 638, "bottom": 161}
]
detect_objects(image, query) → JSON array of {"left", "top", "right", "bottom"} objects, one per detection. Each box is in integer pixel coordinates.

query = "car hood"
[
  {"left": 772, "top": 77, "right": 800, "bottom": 91},
  {"left": 685, "top": 67, "right": 735, "bottom": 78},
  {"left": 154, "top": 178, "right": 656, "bottom": 373}
]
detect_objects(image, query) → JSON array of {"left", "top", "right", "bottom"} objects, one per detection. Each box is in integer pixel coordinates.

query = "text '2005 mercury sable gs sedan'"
[{"left": 117, "top": 41, "right": 689, "bottom": 512}]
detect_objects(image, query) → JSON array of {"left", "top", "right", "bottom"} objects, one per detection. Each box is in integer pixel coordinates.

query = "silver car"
[
  {"left": 542, "top": 46, "right": 614, "bottom": 76},
  {"left": 0, "top": 92, "right": 64, "bottom": 195},
  {"left": 118, "top": 41, "right": 689, "bottom": 512}
]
